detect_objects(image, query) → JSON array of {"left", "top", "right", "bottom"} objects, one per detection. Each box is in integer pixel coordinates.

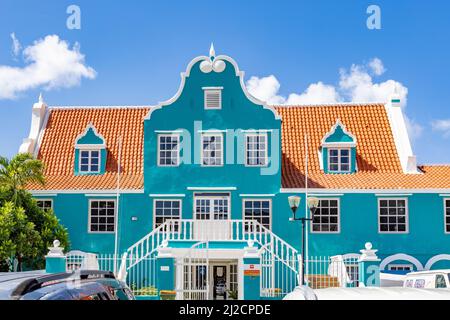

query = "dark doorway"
[{"left": 213, "top": 265, "right": 227, "bottom": 300}]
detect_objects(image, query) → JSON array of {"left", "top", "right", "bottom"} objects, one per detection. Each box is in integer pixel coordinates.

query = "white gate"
[{"left": 176, "top": 241, "right": 210, "bottom": 300}]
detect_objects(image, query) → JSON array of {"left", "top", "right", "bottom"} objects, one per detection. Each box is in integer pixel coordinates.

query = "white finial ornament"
[
  {"left": 38, "top": 92, "right": 44, "bottom": 103},
  {"left": 209, "top": 43, "right": 215, "bottom": 58},
  {"left": 200, "top": 43, "right": 226, "bottom": 74}
]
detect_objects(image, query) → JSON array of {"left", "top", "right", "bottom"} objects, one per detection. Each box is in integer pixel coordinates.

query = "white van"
[
  {"left": 283, "top": 286, "right": 450, "bottom": 300},
  {"left": 403, "top": 270, "right": 450, "bottom": 289}
]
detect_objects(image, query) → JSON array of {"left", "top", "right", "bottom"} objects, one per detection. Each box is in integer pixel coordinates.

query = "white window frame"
[
  {"left": 153, "top": 199, "right": 182, "bottom": 230},
  {"left": 157, "top": 133, "right": 180, "bottom": 167},
  {"left": 387, "top": 264, "right": 413, "bottom": 271},
  {"left": 444, "top": 198, "right": 450, "bottom": 234},
  {"left": 245, "top": 133, "right": 268, "bottom": 167},
  {"left": 328, "top": 148, "right": 351, "bottom": 173},
  {"left": 203, "top": 87, "right": 223, "bottom": 110},
  {"left": 200, "top": 133, "right": 224, "bottom": 167},
  {"left": 378, "top": 198, "right": 409, "bottom": 234},
  {"left": 310, "top": 198, "right": 341, "bottom": 234},
  {"left": 242, "top": 198, "right": 272, "bottom": 230},
  {"left": 79, "top": 149, "right": 101, "bottom": 173},
  {"left": 193, "top": 193, "right": 231, "bottom": 221},
  {"left": 88, "top": 199, "right": 116, "bottom": 234},
  {"left": 36, "top": 199, "right": 53, "bottom": 212}
]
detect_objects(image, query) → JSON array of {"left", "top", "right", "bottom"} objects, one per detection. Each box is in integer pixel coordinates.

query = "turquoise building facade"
[{"left": 22, "top": 47, "right": 450, "bottom": 299}]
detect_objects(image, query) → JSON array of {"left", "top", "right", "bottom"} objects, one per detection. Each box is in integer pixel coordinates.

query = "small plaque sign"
[{"left": 244, "top": 263, "right": 261, "bottom": 276}]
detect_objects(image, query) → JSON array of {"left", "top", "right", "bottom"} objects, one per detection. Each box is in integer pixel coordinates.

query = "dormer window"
[
  {"left": 80, "top": 150, "right": 101, "bottom": 173},
  {"left": 321, "top": 120, "right": 357, "bottom": 174},
  {"left": 328, "top": 148, "right": 350, "bottom": 173},
  {"left": 203, "top": 87, "right": 223, "bottom": 110},
  {"left": 74, "top": 123, "right": 107, "bottom": 176}
]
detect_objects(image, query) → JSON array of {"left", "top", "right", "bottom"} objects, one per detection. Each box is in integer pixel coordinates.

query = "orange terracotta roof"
[
  {"left": 28, "top": 104, "right": 450, "bottom": 191},
  {"left": 28, "top": 107, "right": 150, "bottom": 191},
  {"left": 275, "top": 104, "right": 450, "bottom": 189}
]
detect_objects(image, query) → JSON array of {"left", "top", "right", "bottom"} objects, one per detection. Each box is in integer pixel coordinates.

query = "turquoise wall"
[
  {"left": 36, "top": 193, "right": 151, "bottom": 254},
  {"left": 143, "top": 59, "right": 281, "bottom": 196},
  {"left": 33, "top": 55, "right": 450, "bottom": 272}
]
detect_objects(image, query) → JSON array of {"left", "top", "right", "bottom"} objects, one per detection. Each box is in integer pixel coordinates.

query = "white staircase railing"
[{"left": 120, "top": 219, "right": 301, "bottom": 298}]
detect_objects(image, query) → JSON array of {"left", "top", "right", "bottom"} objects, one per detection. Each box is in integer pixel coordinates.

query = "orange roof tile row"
[
  {"left": 275, "top": 104, "right": 450, "bottom": 189},
  {"left": 29, "top": 107, "right": 150, "bottom": 190},
  {"left": 28, "top": 104, "right": 450, "bottom": 191}
]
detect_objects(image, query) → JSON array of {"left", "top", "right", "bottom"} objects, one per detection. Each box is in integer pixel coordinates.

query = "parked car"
[
  {"left": 0, "top": 270, "right": 134, "bottom": 300},
  {"left": 283, "top": 285, "right": 450, "bottom": 300},
  {"left": 403, "top": 270, "right": 450, "bottom": 289}
]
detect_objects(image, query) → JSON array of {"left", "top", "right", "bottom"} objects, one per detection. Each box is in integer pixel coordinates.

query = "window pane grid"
[
  {"left": 445, "top": 200, "right": 450, "bottom": 233},
  {"left": 379, "top": 199, "right": 408, "bottom": 233},
  {"left": 202, "top": 134, "right": 223, "bottom": 166},
  {"left": 328, "top": 148, "right": 351, "bottom": 172},
  {"left": 312, "top": 199, "right": 339, "bottom": 233},
  {"left": 90, "top": 201, "right": 115, "bottom": 233},
  {"left": 79, "top": 150, "right": 101, "bottom": 173},
  {"left": 246, "top": 134, "right": 267, "bottom": 166},
  {"left": 154, "top": 200, "right": 181, "bottom": 230},
  {"left": 158, "top": 135, "right": 180, "bottom": 166},
  {"left": 243, "top": 200, "right": 271, "bottom": 230},
  {"left": 37, "top": 200, "right": 53, "bottom": 212}
]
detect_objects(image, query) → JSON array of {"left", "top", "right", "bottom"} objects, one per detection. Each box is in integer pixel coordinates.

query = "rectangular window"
[
  {"left": 201, "top": 133, "right": 223, "bottom": 166},
  {"left": 311, "top": 199, "right": 340, "bottom": 233},
  {"left": 378, "top": 198, "right": 408, "bottom": 233},
  {"left": 445, "top": 199, "right": 450, "bottom": 233},
  {"left": 37, "top": 199, "right": 53, "bottom": 212},
  {"left": 158, "top": 134, "right": 180, "bottom": 166},
  {"left": 154, "top": 199, "right": 181, "bottom": 230},
  {"left": 246, "top": 133, "right": 267, "bottom": 167},
  {"left": 194, "top": 193, "right": 230, "bottom": 220},
  {"left": 243, "top": 199, "right": 271, "bottom": 230},
  {"left": 328, "top": 148, "right": 350, "bottom": 172},
  {"left": 89, "top": 200, "right": 115, "bottom": 233},
  {"left": 79, "top": 150, "right": 100, "bottom": 173},
  {"left": 388, "top": 264, "right": 413, "bottom": 271},
  {"left": 204, "top": 89, "right": 222, "bottom": 110}
]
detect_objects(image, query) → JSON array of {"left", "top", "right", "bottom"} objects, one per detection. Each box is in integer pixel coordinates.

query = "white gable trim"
[
  {"left": 144, "top": 53, "right": 281, "bottom": 121},
  {"left": 321, "top": 119, "right": 357, "bottom": 147},
  {"left": 74, "top": 123, "right": 106, "bottom": 149}
]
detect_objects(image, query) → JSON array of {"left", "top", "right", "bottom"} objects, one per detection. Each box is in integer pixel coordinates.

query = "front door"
[
  {"left": 213, "top": 265, "right": 227, "bottom": 300},
  {"left": 194, "top": 193, "right": 231, "bottom": 240}
]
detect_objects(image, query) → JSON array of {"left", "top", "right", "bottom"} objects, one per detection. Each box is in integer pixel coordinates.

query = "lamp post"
[{"left": 288, "top": 196, "right": 319, "bottom": 285}]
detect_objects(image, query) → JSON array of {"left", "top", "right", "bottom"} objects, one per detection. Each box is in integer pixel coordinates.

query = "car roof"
[
  {"left": 22, "top": 281, "right": 110, "bottom": 300},
  {"left": 0, "top": 271, "right": 46, "bottom": 300},
  {"left": 0, "top": 270, "right": 116, "bottom": 300},
  {"left": 407, "top": 269, "right": 450, "bottom": 276},
  {"left": 313, "top": 287, "right": 450, "bottom": 300}
]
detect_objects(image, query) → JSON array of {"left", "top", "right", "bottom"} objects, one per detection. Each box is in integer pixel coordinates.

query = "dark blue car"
[{"left": 0, "top": 270, "right": 134, "bottom": 300}]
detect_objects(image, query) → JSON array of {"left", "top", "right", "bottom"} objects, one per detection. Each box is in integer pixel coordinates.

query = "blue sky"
[{"left": 1, "top": 0, "right": 450, "bottom": 164}]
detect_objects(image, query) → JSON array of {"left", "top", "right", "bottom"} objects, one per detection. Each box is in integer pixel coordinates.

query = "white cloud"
[
  {"left": 0, "top": 34, "right": 96, "bottom": 100},
  {"left": 432, "top": 119, "right": 450, "bottom": 138},
  {"left": 246, "top": 58, "right": 422, "bottom": 138},
  {"left": 368, "top": 57, "right": 386, "bottom": 76},
  {"left": 10, "top": 32, "right": 21, "bottom": 58}
]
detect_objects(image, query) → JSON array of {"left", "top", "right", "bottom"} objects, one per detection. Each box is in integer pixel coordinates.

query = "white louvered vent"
[{"left": 203, "top": 88, "right": 222, "bottom": 110}]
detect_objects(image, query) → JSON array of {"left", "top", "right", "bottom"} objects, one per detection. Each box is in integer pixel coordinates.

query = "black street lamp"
[{"left": 288, "top": 196, "right": 319, "bottom": 285}]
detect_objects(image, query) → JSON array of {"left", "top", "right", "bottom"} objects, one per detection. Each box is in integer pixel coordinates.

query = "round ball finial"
[
  {"left": 53, "top": 239, "right": 60, "bottom": 248},
  {"left": 365, "top": 242, "right": 372, "bottom": 250}
]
